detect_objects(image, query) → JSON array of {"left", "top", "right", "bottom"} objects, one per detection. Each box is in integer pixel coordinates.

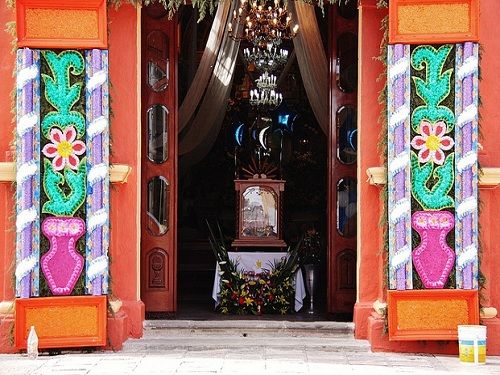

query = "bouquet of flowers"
[{"left": 208, "top": 222, "right": 298, "bottom": 315}]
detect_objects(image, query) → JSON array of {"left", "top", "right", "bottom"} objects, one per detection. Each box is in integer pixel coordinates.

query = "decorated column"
[
  {"left": 387, "top": 44, "right": 412, "bottom": 290},
  {"left": 387, "top": 0, "right": 480, "bottom": 340},
  {"left": 14, "top": 0, "right": 110, "bottom": 350},
  {"left": 85, "top": 49, "right": 110, "bottom": 295},
  {"left": 15, "top": 48, "right": 41, "bottom": 298}
]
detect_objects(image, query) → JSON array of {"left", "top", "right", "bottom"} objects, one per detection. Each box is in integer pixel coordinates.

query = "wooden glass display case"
[{"left": 232, "top": 178, "right": 286, "bottom": 248}]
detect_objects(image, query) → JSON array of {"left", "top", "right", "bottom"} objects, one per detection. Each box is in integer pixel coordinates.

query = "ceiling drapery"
[
  {"left": 178, "top": 0, "right": 329, "bottom": 166},
  {"left": 178, "top": 0, "right": 242, "bottom": 170},
  {"left": 289, "top": 1, "right": 329, "bottom": 135},
  {"left": 178, "top": 0, "right": 232, "bottom": 133}
]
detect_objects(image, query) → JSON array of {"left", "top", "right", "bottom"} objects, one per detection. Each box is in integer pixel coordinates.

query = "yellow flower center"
[
  {"left": 425, "top": 135, "right": 440, "bottom": 151},
  {"left": 57, "top": 141, "right": 73, "bottom": 158}
]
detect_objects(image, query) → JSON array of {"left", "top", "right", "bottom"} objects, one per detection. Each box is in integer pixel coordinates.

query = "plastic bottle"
[{"left": 27, "top": 325, "right": 38, "bottom": 359}]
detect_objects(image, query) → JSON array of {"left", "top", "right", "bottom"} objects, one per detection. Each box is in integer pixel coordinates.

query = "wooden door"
[
  {"left": 328, "top": 2, "right": 358, "bottom": 314},
  {"left": 141, "top": 5, "right": 178, "bottom": 313}
]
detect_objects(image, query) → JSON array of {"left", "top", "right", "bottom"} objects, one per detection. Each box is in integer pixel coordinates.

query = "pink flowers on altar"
[
  {"left": 411, "top": 120, "right": 454, "bottom": 165},
  {"left": 42, "top": 126, "right": 86, "bottom": 171}
]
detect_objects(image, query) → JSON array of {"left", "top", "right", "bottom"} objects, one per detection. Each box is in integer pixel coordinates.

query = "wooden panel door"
[
  {"left": 328, "top": 2, "right": 358, "bottom": 314},
  {"left": 141, "top": 5, "right": 178, "bottom": 313}
]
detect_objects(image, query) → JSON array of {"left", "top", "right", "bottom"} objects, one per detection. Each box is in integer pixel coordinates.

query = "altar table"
[{"left": 212, "top": 252, "right": 306, "bottom": 312}]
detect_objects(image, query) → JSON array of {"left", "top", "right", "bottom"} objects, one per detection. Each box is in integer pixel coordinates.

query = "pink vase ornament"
[
  {"left": 41, "top": 217, "right": 85, "bottom": 295},
  {"left": 411, "top": 211, "right": 455, "bottom": 289}
]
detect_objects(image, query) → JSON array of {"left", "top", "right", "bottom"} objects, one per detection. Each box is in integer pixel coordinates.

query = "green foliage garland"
[{"left": 108, "top": 0, "right": 354, "bottom": 21}]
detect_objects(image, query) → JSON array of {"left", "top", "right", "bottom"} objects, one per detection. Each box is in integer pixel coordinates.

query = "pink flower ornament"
[
  {"left": 42, "top": 127, "right": 86, "bottom": 171},
  {"left": 411, "top": 120, "right": 454, "bottom": 165}
]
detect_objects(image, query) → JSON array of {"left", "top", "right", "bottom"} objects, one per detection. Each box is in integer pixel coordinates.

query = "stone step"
[
  {"left": 142, "top": 319, "right": 356, "bottom": 338},
  {"left": 123, "top": 334, "right": 370, "bottom": 353},
  {"left": 123, "top": 320, "right": 370, "bottom": 353}
]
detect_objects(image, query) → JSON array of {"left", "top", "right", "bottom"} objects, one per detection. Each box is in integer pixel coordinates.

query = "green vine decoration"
[
  {"left": 42, "top": 158, "right": 87, "bottom": 216},
  {"left": 411, "top": 45, "right": 455, "bottom": 132},
  {"left": 411, "top": 152, "right": 454, "bottom": 210},
  {"left": 41, "top": 50, "right": 85, "bottom": 139},
  {"left": 108, "top": 0, "right": 353, "bottom": 21}
]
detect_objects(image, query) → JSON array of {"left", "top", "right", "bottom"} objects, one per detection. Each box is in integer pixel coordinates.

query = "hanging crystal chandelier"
[
  {"left": 228, "top": 0, "right": 299, "bottom": 47},
  {"left": 249, "top": 72, "right": 283, "bottom": 109},
  {"left": 243, "top": 43, "right": 289, "bottom": 72}
]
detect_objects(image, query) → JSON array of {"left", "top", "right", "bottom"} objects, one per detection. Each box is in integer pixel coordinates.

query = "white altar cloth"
[{"left": 212, "top": 252, "right": 306, "bottom": 312}]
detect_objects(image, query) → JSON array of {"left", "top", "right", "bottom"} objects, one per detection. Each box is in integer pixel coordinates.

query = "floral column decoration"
[
  {"left": 387, "top": 43, "right": 479, "bottom": 291},
  {"left": 15, "top": 49, "right": 110, "bottom": 297},
  {"left": 410, "top": 44, "right": 456, "bottom": 289},
  {"left": 386, "top": 0, "right": 480, "bottom": 340},
  {"left": 40, "top": 50, "right": 87, "bottom": 295}
]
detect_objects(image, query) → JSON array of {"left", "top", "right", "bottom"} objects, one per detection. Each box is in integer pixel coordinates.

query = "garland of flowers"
[{"left": 208, "top": 222, "right": 299, "bottom": 315}]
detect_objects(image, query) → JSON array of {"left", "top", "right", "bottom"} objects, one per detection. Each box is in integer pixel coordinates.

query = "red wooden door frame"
[
  {"left": 327, "top": 5, "right": 358, "bottom": 314},
  {"left": 138, "top": 5, "right": 358, "bottom": 315},
  {"left": 140, "top": 8, "right": 178, "bottom": 313}
]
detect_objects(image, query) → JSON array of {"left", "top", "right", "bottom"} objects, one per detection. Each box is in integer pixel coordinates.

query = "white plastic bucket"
[{"left": 458, "top": 325, "right": 487, "bottom": 364}]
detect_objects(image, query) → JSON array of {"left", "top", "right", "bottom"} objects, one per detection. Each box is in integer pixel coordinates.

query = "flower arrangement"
[{"left": 208, "top": 222, "right": 299, "bottom": 315}]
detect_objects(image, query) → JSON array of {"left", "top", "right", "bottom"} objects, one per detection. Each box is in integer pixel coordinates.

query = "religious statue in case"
[{"left": 232, "top": 177, "right": 286, "bottom": 248}]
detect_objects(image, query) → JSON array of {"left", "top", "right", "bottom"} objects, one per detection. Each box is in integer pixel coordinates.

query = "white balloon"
[{"left": 259, "top": 126, "right": 270, "bottom": 150}]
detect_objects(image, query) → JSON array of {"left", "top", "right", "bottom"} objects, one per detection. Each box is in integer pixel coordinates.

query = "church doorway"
[{"left": 140, "top": 1, "right": 358, "bottom": 320}]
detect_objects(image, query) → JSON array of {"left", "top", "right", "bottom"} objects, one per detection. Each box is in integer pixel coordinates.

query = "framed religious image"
[{"left": 232, "top": 178, "right": 286, "bottom": 248}]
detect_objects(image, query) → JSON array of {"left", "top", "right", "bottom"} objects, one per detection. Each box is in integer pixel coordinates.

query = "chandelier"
[
  {"left": 243, "top": 43, "right": 289, "bottom": 72},
  {"left": 249, "top": 72, "right": 283, "bottom": 109},
  {"left": 228, "top": 0, "right": 299, "bottom": 47}
]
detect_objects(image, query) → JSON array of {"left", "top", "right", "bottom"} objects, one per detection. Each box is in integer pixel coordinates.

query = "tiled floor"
[{"left": 1, "top": 321, "right": 498, "bottom": 375}]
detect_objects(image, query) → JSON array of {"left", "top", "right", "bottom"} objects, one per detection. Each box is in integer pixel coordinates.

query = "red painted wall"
[
  {"left": 107, "top": 5, "right": 144, "bottom": 339},
  {"left": 353, "top": 2, "right": 386, "bottom": 339}
]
